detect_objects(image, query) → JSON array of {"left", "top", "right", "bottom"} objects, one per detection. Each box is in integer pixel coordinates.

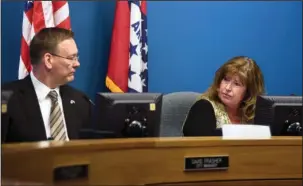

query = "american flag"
[
  {"left": 19, "top": 1, "right": 71, "bottom": 79},
  {"left": 106, "top": 0, "right": 148, "bottom": 93}
]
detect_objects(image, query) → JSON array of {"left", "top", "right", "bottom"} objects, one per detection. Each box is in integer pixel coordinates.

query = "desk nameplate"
[{"left": 184, "top": 155, "right": 229, "bottom": 172}]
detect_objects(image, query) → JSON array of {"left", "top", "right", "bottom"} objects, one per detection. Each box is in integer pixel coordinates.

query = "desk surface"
[{"left": 2, "top": 136, "right": 302, "bottom": 153}]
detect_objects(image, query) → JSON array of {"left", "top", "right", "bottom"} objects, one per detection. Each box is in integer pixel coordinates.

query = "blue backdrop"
[{"left": 1, "top": 1, "right": 302, "bottom": 100}]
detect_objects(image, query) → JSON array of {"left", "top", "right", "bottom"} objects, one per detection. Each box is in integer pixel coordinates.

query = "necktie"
[{"left": 48, "top": 90, "right": 67, "bottom": 140}]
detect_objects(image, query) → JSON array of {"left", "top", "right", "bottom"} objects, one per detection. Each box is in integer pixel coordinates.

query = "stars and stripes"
[
  {"left": 106, "top": 0, "right": 148, "bottom": 93},
  {"left": 19, "top": 1, "right": 71, "bottom": 79}
]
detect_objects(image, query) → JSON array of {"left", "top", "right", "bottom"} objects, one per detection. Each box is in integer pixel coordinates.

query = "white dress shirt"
[{"left": 30, "top": 72, "right": 69, "bottom": 140}]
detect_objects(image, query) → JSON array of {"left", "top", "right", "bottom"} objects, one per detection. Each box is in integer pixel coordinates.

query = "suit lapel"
[
  {"left": 60, "top": 86, "right": 78, "bottom": 139},
  {"left": 20, "top": 76, "right": 47, "bottom": 140}
]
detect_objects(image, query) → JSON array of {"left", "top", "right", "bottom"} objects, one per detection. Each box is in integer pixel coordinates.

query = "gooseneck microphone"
[{"left": 82, "top": 94, "right": 95, "bottom": 106}]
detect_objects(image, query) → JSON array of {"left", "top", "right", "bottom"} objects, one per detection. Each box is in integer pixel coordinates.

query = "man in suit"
[{"left": 1, "top": 27, "right": 92, "bottom": 143}]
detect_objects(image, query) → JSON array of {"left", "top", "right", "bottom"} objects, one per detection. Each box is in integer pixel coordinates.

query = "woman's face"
[{"left": 217, "top": 74, "right": 247, "bottom": 110}]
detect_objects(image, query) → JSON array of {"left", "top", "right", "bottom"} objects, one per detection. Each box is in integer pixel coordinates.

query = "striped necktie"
[{"left": 48, "top": 90, "right": 67, "bottom": 140}]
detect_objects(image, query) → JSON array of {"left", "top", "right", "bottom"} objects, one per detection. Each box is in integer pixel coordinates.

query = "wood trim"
[
  {"left": 148, "top": 179, "right": 302, "bottom": 186},
  {"left": 3, "top": 136, "right": 302, "bottom": 153}
]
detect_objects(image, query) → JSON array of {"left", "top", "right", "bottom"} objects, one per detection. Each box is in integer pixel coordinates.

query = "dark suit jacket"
[
  {"left": 182, "top": 99, "right": 221, "bottom": 136},
  {"left": 1, "top": 75, "right": 92, "bottom": 143}
]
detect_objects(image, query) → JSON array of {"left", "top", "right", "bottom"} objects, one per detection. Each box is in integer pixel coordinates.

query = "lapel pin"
[{"left": 70, "top": 100, "right": 75, "bottom": 104}]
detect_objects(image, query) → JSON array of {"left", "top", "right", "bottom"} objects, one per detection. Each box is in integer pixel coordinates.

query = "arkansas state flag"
[{"left": 106, "top": 1, "right": 148, "bottom": 93}]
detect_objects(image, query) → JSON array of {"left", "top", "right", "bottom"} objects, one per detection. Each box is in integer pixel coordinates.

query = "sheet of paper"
[{"left": 222, "top": 124, "right": 271, "bottom": 139}]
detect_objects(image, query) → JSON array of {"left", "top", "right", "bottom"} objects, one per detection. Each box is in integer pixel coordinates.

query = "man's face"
[{"left": 49, "top": 38, "right": 80, "bottom": 85}]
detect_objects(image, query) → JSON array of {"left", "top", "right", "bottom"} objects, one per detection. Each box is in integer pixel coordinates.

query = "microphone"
[
  {"left": 82, "top": 94, "right": 95, "bottom": 106},
  {"left": 81, "top": 94, "right": 96, "bottom": 130}
]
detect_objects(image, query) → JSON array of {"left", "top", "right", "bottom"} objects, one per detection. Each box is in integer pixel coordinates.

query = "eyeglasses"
[{"left": 50, "top": 53, "right": 79, "bottom": 61}]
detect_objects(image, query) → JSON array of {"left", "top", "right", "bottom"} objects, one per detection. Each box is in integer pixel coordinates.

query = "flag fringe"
[{"left": 105, "top": 76, "right": 124, "bottom": 93}]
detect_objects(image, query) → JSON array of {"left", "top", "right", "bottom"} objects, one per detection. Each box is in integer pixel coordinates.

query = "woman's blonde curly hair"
[{"left": 202, "top": 56, "right": 265, "bottom": 122}]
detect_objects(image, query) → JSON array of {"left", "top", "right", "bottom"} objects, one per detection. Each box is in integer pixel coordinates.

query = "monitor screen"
[
  {"left": 254, "top": 95, "right": 302, "bottom": 136},
  {"left": 92, "top": 93, "right": 163, "bottom": 138}
]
